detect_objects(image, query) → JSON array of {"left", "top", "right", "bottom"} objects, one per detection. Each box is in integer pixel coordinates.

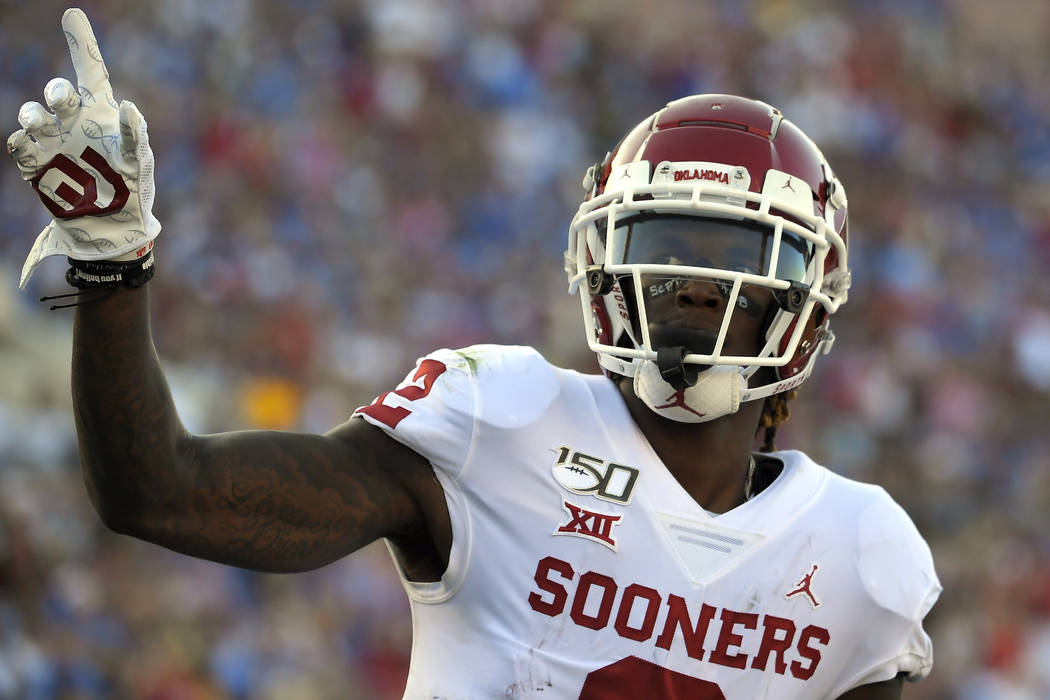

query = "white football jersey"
[{"left": 354, "top": 345, "right": 940, "bottom": 699}]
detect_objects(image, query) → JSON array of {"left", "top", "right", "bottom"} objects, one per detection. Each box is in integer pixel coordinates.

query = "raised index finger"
[{"left": 61, "top": 8, "right": 112, "bottom": 106}]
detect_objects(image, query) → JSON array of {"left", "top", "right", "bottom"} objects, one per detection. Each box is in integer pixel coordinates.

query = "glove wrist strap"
[
  {"left": 65, "top": 251, "right": 155, "bottom": 289},
  {"left": 38, "top": 251, "right": 156, "bottom": 310}
]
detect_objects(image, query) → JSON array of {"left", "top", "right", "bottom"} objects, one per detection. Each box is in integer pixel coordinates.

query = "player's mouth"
[
  {"left": 648, "top": 323, "right": 718, "bottom": 356},
  {"left": 644, "top": 324, "right": 719, "bottom": 389}
]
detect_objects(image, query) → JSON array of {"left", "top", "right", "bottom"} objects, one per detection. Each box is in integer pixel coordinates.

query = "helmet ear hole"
[
  {"left": 776, "top": 305, "right": 830, "bottom": 380},
  {"left": 812, "top": 306, "right": 827, "bottom": 328}
]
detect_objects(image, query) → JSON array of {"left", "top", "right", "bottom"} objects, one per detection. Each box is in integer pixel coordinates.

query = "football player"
[{"left": 8, "top": 9, "right": 939, "bottom": 699}]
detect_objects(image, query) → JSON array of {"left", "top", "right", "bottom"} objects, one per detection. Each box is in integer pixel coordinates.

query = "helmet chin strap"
[{"left": 633, "top": 360, "right": 748, "bottom": 423}]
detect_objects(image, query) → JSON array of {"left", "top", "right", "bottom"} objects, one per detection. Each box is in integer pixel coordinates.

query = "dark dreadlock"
[{"left": 758, "top": 389, "right": 797, "bottom": 453}]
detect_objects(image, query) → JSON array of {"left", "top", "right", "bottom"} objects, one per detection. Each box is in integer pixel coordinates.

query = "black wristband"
[{"left": 66, "top": 251, "right": 156, "bottom": 289}]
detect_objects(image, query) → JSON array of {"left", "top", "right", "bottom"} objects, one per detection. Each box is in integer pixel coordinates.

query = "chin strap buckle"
[{"left": 656, "top": 346, "right": 699, "bottom": 391}]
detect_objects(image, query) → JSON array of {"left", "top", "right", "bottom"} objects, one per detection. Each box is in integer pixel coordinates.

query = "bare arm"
[
  {"left": 836, "top": 674, "right": 904, "bottom": 700},
  {"left": 72, "top": 285, "right": 448, "bottom": 574}
]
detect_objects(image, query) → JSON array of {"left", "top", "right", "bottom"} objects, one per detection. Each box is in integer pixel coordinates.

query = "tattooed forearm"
[
  {"left": 73, "top": 286, "right": 183, "bottom": 523},
  {"left": 70, "top": 287, "right": 423, "bottom": 573}
]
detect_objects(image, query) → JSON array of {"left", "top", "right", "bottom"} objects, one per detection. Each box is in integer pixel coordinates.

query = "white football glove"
[{"left": 7, "top": 8, "right": 160, "bottom": 289}]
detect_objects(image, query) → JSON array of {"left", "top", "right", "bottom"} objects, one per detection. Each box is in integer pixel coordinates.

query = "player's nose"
[{"left": 674, "top": 279, "right": 727, "bottom": 312}]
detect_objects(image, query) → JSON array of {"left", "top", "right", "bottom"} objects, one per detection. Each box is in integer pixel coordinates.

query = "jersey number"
[
  {"left": 579, "top": 656, "right": 725, "bottom": 699},
  {"left": 355, "top": 359, "right": 447, "bottom": 429}
]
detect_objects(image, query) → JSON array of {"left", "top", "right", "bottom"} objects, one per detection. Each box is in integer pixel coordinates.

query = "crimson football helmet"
[{"left": 566, "top": 94, "right": 850, "bottom": 418}]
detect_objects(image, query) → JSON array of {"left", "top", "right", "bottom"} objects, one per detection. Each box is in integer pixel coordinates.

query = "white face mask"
[{"left": 632, "top": 360, "right": 747, "bottom": 423}]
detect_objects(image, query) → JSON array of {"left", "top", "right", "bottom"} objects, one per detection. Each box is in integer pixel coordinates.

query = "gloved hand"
[{"left": 7, "top": 7, "right": 160, "bottom": 289}]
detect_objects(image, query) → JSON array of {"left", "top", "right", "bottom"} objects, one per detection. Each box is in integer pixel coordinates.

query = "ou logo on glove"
[{"left": 29, "top": 146, "right": 129, "bottom": 219}]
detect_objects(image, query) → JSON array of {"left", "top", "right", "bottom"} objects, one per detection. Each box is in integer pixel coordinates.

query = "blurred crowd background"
[{"left": 1, "top": 0, "right": 1048, "bottom": 697}]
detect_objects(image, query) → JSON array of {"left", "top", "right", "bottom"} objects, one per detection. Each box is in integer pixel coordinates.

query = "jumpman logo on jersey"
[
  {"left": 785, "top": 564, "right": 821, "bottom": 608},
  {"left": 653, "top": 391, "right": 706, "bottom": 420}
]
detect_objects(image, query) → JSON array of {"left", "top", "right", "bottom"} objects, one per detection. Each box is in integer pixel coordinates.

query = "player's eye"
[
  {"left": 655, "top": 253, "right": 688, "bottom": 266},
  {"left": 691, "top": 255, "right": 717, "bottom": 269}
]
